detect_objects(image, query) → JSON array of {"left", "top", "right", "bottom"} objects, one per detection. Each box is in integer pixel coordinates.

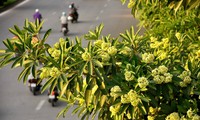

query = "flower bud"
[{"left": 82, "top": 52, "right": 91, "bottom": 61}]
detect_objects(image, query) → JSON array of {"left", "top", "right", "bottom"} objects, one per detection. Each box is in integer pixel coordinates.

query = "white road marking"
[
  {"left": 52, "top": 12, "right": 57, "bottom": 15},
  {"left": 96, "top": 16, "right": 99, "bottom": 20},
  {"left": 89, "top": 25, "right": 94, "bottom": 29},
  {"left": 0, "top": 0, "right": 30, "bottom": 16},
  {"left": 35, "top": 100, "right": 45, "bottom": 111},
  {"left": 43, "top": 18, "right": 48, "bottom": 22}
]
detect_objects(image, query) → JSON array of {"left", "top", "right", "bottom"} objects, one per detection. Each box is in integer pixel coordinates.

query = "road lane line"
[
  {"left": 52, "top": 12, "right": 57, "bottom": 15},
  {"left": 35, "top": 100, "right": 45, "bottom": 111},
  {"left": 96, "top": 16, "right": 99, "bottom": 20},
  {"left": 44, "top": 18, "right": 48, "bottom": 22}
]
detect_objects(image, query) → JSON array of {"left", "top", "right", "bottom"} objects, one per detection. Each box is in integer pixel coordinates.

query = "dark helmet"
[{"left": 69, "top": 2, "right": 74, "bottom": 8}]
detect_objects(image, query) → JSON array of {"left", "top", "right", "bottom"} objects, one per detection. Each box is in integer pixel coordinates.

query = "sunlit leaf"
[{"left": 18, "top": 66, "right": 31, "bottom": 82}]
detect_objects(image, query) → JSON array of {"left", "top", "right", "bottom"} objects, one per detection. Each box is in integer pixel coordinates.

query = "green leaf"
[
  {"left": 188, "top": 0, "right": 200, "bottom": 10},
  {"left": 9, "top": 28, "right": 20, "bottom": 37},
  {"left": 3, "top": 39, "right": 14, "bottom": 51},
  {"left": 69, "top": 60, "right": 84, "bottom": 68},
  {"left": 18, "top": 66, "right": 31, "bottom": 82},
  {"left": 120, "top": 33, "right": 130, "bottom": 42},
  {"left": 139, "top": 96, "right": 150, "bottom": 103},
  {"left": 41, "top": 77, "right": 55, "bottom": 93},
  {"left": 99, "top": 95, "right": 107, "bottom": 107},
  {"left": 49, "top": 78, "right": 58, "bottom": 94},
  {"left": 174, "top": 0, "right": 183, "bottom": 13},
  {"left": 11, "top": 56, "right": 22, "bottom": 68},
  {"left": 0, "top": 53, "right": 15, "bottom": 67},
  {"left": 60, "top": 73, "right": 67, "bottom": 83},
  {"left": 60, "top": 82, "right": 69, "bottom": 97},
  {"left": 28, "top": 22, "right": 37, "bottom": 32},
  {"left": 42, "top": 29, "right": 51, "bottom": 43},
  {"left": 94, "top": 68, "right": 103, "bottom": 81},
  {"left": 14, "top": 25, "right": 23, "bottom": 35},
  {"left": 23, "top": 26, "right": 34, "bottom": 33},
  {"left": 92, "top": 59, "right": 103, "bottom": 68},
  {"left": 88, "top": 61, "right": 93, "bottom": 76},
  {"left": 79, "top": 62, "right": 87, "bottom": 76},
  {"left": 23, "top": 67, "right": 32, "bottom": 84},
  {"left": 96, "top": 23, "right": 104, "bottom": 38},
  {"left": 85, "top": 87, "right": 92, "bottom": 106},
  {"left": 121, "top": 0, "right": 126, "bottom": 5},
  {"left": 24, "top": 19, "right": 29, "bottom": 27},
  {"left": 46, "top": 56, "right": 60, "bottom": 68},
  {"left": 56, "top": 104, "right": 71, "bottom": 118},
  {"left": 37, "top": 20, "right": 44, "bottom": 32},
  {"left": 32, "top": 64, "right": 36, "bottom": 79},
  {"left": 119, "top": 104, "right": 129, "bottom": 115}
]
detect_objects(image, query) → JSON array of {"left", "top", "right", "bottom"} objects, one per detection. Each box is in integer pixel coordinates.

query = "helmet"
[
  {"left": 62, "top": 12, "right": 66, "bottom": 16},
  {"left": 69, "top": 2, "right": 74, "bottom": 8},
  {"left": 35, "top": 9, "right": 39, "bottom": 12}
]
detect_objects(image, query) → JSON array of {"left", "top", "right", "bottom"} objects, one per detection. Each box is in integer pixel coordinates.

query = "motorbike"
[
  {"left": 61, "top": 25, "right": 69, "bottom": 36},
  {"left": 68, "top": 11, "right": 78, "bottom": 23},
  {"left": 48, "top": 89, "right": 59, "bottom": 107},
  {"left": 28, "top": 79, "right": 41, "bottom": 95}
]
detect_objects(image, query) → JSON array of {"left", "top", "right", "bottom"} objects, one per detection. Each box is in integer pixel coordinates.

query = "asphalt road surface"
[{"left": 0, "top": 0, "right": 139, "bottom": 120}]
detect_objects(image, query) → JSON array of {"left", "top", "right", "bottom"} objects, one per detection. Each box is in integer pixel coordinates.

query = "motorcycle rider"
[
  {"left": 33, "top": 9, "right": 42, "bottom": 24},
  {"left": 69, "top": 2, "right": 78, "bottom": 21},
  {"left": 60, "top": 12, "right": 68, "bottom": 32},
  {"left": 28, "top": 73, "right": 42, "bottom": 90},
  {"left": 48, "top": 86, "right": 59, "bottom": 101}
]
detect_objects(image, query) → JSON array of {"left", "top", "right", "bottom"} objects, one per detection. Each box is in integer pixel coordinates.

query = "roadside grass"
[{"left": 0, "top": 0, "right": 16, "bottom": 8}]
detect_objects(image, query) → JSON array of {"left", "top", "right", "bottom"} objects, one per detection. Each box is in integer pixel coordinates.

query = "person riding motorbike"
[
  {"left": 33, "top": 9, "right": 42, "bottom": 24},
  {"left": 68, "top": 2, "right": 78, "bottom": 22},
  {"left": 48, "top": 86, "right": 59, "bottom": 102},
  {"left": 60, "top": 12, "right": 68, "bottom": 33},
  {"left": 28, "top": 73, "right": 42, "bottom": 93}
]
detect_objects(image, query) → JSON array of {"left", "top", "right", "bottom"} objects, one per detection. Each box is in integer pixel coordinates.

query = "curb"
[{"left": 0, "top": 0, "right": 24, "bottom": 13}]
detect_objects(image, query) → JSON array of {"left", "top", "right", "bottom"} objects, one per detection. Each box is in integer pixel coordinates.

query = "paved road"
[{"left": 0, "top": 0, "right": 139, "bottom": 120}]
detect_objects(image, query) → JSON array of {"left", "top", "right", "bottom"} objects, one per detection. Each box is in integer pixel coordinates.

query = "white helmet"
[
  {"left": 62, "top": 12, "right": 66, "bottom": 16},
  {"left": 35, "top": 9, "right": 39, "bottom": 12}
]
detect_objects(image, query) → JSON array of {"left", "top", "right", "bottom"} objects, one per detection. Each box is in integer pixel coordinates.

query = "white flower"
[
  {"left": 180, "top": 81, "right": 187, "bottom": 87},
  {"left": 138, "top": 77, "right": 149, "bottom": 89},
  {"left": 164, "top": 73, "right": 173, "bottom": 83},
  {"left": 158, "top": 65, "right": 168, "bottom": 74},
  {"left": 120, "top": 46, "right": 132, "bottom": 56},
  {"left": 94, "top": 39, "right": 103, "bottom": 47},
  {"left": 142, "top": 53, "right": 154, "bottom": 63},
  {"left": 183, "top": 76, "right": 192, "bottom": 84},
  {"left": 82, "top": 52, "right": 91, "bottom": 61},
  {"left": 165, "top": 112, "right": 180, "bottom": 120},
  {"left": 100, "top": 52, "right": 110, "bottom": 62},
  {"left": 152, "top": 68, "right": 159, "bottom": 76},
  {"left": 101, "top": 42, "right": 111, "bottom": 50},
  {"left": 110, "top": 86, "right": 122, "bottom": 98},
  {"left": 153, "top": 75, "right": 163, "bottom": 84},
  {"left": 192, "top": 115, "right": 200, "bottom": 120},
  {"left": 107, "top": 46, "right": 117, "bottom": 56},
  {"left": 124, "top": 71, "right": 135, "bottom": 81},
  {"left": 187, "top": 108, "right": 194, "bottom": 118},
  {"left": 109, "top": 105, "right": 120, "bottom": 117},
  {"left": 175, "top": 32, "right": 181, "bottom": 41}
]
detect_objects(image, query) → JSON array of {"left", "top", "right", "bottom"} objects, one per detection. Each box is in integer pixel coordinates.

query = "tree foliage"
[{"left": 0, "top": 0, "right": 200, "bottom": 120}]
